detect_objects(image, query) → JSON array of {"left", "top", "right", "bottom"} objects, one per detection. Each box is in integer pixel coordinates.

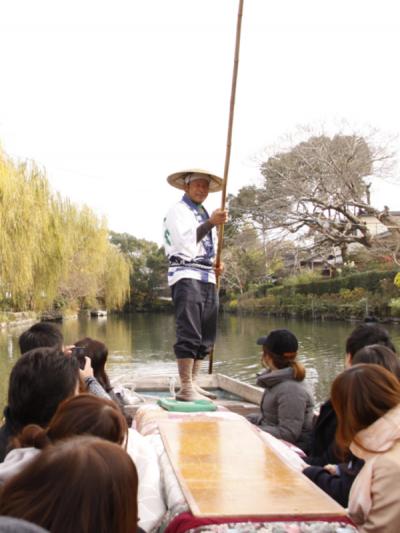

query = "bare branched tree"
[{"left": 236, "top": 128, "right": 400, "bottom": 263}]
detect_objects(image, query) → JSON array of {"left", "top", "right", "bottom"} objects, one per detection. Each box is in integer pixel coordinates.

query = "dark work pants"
[{"left": 171, "top": 278, "right": 219, "bottom": 360}]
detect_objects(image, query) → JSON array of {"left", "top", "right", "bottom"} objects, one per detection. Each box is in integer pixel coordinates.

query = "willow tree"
[
  {"left": 57, "top": 202, "right": 108, "bottom": 307},
  {"left": 0, "top": 153, "right": 54, "bottom": 308},
  {"left": 56, "top": 202, "right": 131, "bottom": 310},
  {"left": 0, "top": 147, "right": 131, "bottom": 311},
  {"left": 0, "top": 151, "right": 30, "bottom": 305},
  {"left": 101, "top": 243, "right": 131, "bottom": 309},
  {"left": 0, "top": 155, "right": 74, "bottom": 309},
  {"left": 21, "top": 163, "right": 66, "bottom": 309}
]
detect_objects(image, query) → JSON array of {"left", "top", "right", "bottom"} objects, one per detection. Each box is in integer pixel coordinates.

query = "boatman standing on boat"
[{"left": 163, "top": 169, "right": 228, "bottom": 401}]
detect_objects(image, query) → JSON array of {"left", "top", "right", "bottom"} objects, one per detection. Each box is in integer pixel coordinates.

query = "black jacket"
[
  {"left": 304, "top": 399, "right": 340, "bottom": 466},
  {"left": 0, "top": 423, "right": 14, "bottom": 463},
  {"left": 0, "top": 407, "right": 19, "bottom": 462},
  {"left": 303, "top": 455, "right": 365, "bottom": 507}
]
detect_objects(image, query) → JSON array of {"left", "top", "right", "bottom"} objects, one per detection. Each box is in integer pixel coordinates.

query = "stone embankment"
[
  {"left": 0, "top": 312, "right": 37, "bottom": 330},
  {"left": 0, "top": 311, "right": 78, "bottom": 330}
]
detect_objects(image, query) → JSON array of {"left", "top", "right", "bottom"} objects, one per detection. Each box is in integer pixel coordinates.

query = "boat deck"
[
  {"left": 160, "top": 418, "right": 345, "bottom": 518},
  {"left": 113, "top": 373, "right": 263, "bottom": 418}
]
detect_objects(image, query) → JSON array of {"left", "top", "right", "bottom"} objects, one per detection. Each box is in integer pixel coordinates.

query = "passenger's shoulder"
[
  {"left": 374, "top": 443, "right": 400, "bottom": 472},
  {"left": 318, "top": 399, "right": 334, "bottom": 415},
  {"left": 278, "top": 378, "right": 308, "bottom": 394},
  {"left": 285, "top": 379, "right": 313, "bottom": 401}
]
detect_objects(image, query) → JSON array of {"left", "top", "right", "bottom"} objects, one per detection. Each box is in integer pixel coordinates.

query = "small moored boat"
[{"left": 90, "top": 309, "right": 107, "bottom": 317}]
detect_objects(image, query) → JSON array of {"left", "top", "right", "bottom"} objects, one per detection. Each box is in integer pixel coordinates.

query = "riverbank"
[
  {"left": 224, "top": 293, "right": 400, "bottom": 323},
  {"left": 2, "top": 269, "right": 399, "bottom": 326},
  {"left": 0, "top": 312, "right": 38, "bottom": 330},
  {"left": 224, "top": 269, "right": 400, "bottom": 322},
  {"left": 0, "top": 311, "right": 79, "bottom": 330}
]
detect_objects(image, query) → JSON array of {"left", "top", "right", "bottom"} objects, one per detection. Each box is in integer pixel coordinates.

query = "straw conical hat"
[{"left": 167, "top": 169, "right": 223, "bottom": 192}]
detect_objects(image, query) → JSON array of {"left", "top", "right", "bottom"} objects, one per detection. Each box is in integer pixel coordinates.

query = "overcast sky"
[{"left": 1, "top": 0, "right": 400, "bottom": 244}]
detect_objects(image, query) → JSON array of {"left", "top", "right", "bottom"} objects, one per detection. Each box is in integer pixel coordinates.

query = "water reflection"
[{"left": 2, "top": 313, "right": 400, "bottom": 412}]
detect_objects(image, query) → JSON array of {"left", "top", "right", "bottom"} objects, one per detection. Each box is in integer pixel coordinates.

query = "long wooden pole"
[{"left": 208, "top": 0, "right": 244, "bottom": 374}]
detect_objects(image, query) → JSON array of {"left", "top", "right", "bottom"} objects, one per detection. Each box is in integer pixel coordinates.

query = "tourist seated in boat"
[
  {"left": 0, "top": 347, "right": 79, "bottom": 462},
  {"left": 19, "top": 321, "right": 64, "bottom": 354},
  {"left": 304, "top": 344, "right": 400, "bottom": 507},
  {"left": 18, "top": 322, "right": 110, "bottom": 400},
  {"left": 0, "top": 436, "right": 143, "bottom": 533},
  {"left": 246, "top": 329, "right": 314, "bottom": 453},
  {"left": 73, "top": 336, "right": 132, "bottom": 425},
  {"left": 0, "top": 393, "right": 127, "bottom": 485},
  {"left": 330, "top": 364, "right": 400, "bottom": 531},
  {"left": 73, "top": 337, "right": 111, "bottom": 391},
  {"left": 305, "top": 323, "right": 397, "bottom": 468},
  {"left": 1, "top": 391, "right": 165, "bottom": 532},
  {"left": 351, "top": 343, "right": 400, "bottom": 378}
]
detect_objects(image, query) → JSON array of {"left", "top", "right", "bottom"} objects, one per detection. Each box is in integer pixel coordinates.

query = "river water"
[{"left": 2, "top": 313, "right": 400, "bottom": 412}]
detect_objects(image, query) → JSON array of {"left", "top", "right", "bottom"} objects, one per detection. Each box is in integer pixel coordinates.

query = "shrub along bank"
[{"left": 225, "top": 270, "right": 400, "bottom": 321}]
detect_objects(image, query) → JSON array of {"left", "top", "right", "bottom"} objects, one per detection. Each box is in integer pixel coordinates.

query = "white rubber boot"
[
  {"left": 192, "top": 359, "right": 217, "bottom": 400},
  {"left": 176, "top": 358, "right": 207, "bottom": 401}
]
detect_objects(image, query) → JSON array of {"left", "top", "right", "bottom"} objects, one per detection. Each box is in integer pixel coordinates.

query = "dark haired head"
[
  {"left": 19, "top": 322, "right": 64, "bottom": 354},
  {"left": 363, "top": 315, "right": 379, "bottom": 323},
  {"left": 7, "top": 346, "right": 79, "bottom": 432},
  {"left": 352, "top": 344, "right": 400, "bottom": 380},
  {"left": 74, "top": 337, "right": 111, "bottom": 391},
  {"left": 345, "top": 323, "right": 396, "bottom": 359},
  {"left": 73, "top": 338, "right": 133, "bottom": 426},
  {"left": 331, "top": 364, "right": 400, "bottom": 453},
  {"left": 17, "top": 394, "right": 128, "bottom": 450},
  {"left": 257, "top": 329, "right": 305, "bottom": 381},
  {"left": 0, "top": 436, "right": 139, "bottom": 533}
]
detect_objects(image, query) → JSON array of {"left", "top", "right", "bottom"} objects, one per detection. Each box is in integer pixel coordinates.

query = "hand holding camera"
[{"left": 71, "top": 346, "right": 86, "bottom": 369}]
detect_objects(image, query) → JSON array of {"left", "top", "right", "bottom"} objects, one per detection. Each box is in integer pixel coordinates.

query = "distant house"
[
  {"left": 283, "top": 249, "right": 342, "bottom": 277},
  {"left": 348, "top": 210, "right": 400, "bottom": 252},
  {"left": 284, "top": 210, "right": 400, "bottom": 275},
  {"left": 360, "top": 210, "right": 400, "bottom": 236}
]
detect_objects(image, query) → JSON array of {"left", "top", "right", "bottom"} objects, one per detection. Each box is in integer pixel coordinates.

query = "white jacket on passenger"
[
  {"left": 126, "top": 428, "right": 166, "bottom": 532},
  {"left": 0, "top": 447, "right": 40, "bottom": 485}
]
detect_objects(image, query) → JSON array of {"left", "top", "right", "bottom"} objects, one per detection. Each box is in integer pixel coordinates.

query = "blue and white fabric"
[{"left": 163, "top": 194, "right": 217, "bottom": 286}]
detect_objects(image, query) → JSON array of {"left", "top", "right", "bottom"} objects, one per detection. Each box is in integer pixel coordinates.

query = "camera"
[{"left": 72, "top": 346, "right": 86, "bottom": 370}]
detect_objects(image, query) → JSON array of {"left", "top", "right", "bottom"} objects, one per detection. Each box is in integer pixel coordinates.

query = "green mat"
[{"left": 157, "top": 397, "right": 217, "bottom": 412}]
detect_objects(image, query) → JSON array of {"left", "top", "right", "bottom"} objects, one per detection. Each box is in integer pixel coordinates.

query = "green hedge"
[
  {"left": 230, "top": 289, "right": 393, "bottom": 320},
  {"left": 267, "top": 270, "right": 398, "bottom": 297}
]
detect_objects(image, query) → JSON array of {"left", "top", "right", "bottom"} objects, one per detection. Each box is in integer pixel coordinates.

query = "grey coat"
[{"left": 248, "top": 367, "right": 314, "bottom": 452}]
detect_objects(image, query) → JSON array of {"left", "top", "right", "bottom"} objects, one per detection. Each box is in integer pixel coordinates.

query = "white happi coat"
[{"left": 163, "top": 194, "right": 217, "bottom": 287}]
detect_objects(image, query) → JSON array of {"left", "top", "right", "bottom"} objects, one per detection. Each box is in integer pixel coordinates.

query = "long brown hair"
[
  {"left": 0, "top": 436, "right": 139, "bottom": 533},
  {"left": 74, "top": 337, "right": 111, "bottom": 391},
  {"left": 14, "top": 394, "right": 128, "bottom": 450},
  {"left": 264, "top": 348, "right": 306, "bottom": 381},
  {"left": 331, "top": 364, "right": 400, "bottom": 452}
]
